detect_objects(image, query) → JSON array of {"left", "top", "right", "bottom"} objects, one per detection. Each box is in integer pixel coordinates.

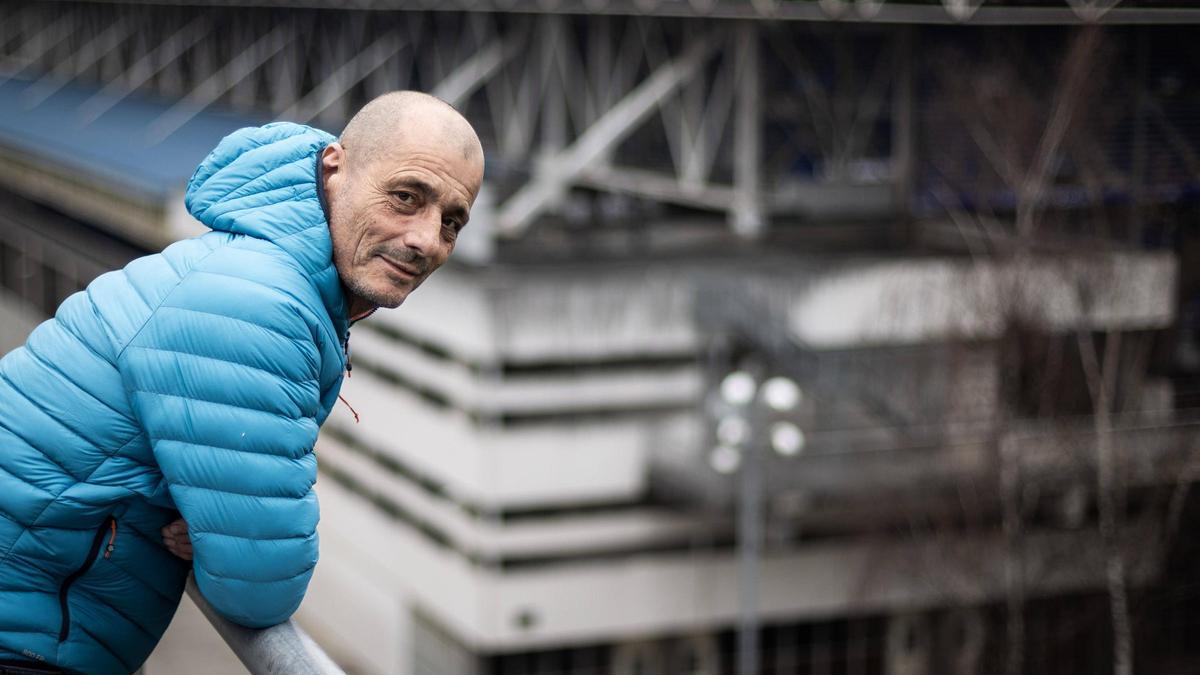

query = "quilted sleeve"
[{"left": 117, "top": 261, "right": 326, "bottom": 628}]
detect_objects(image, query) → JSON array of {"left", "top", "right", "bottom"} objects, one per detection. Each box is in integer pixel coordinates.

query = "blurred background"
[{"left": 2, "top": 1, "right": 1200, "bottom": 673}]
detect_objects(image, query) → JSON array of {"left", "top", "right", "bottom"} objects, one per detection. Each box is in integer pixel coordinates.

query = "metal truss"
[
  {"left": 43, "top": 0, "right": 1200, "bottom": 25},
  {"left": 0, "top": 1, "right": 913, "bottom": 252},
  {"left": 3, "top": 2, "right": 1195, "bottom": 256}
]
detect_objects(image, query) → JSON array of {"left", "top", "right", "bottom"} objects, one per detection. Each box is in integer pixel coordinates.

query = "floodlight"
[
  {"left": 720, "top": 371, "right": 757, "bottom": 406},
  {"left": 717, "top": 415, "right": 751, "bottom": 446},
  {"left": 761, "top": 376, "right": 801, "bottom": 412},
  {"left": 709, "top": 445, "right": 742, "bottom": 474},
  {"left": 770, "top": 422, "right": 805, "bottom": 456}
]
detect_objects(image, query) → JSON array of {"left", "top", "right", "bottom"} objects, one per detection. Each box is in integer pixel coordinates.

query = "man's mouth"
[{"left": 378, "top": 255, "right": 422, "bottom": 280}]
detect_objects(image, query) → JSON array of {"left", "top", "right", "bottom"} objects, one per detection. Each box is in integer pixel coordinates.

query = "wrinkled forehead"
[
  {"left": 366, "top": 146, "right": 483, "bottom": 210},
  {"left": 360, "top": 119, "right": 482, "bottom": 184}
]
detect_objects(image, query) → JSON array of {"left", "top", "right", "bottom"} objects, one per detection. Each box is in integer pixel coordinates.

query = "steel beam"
[
  {"left": 0, "top": 9, "right": 81, "bottom": 84},
  {"left": 432, "top": 37, "right": 520, "bottom": 109},
  {"left": 186, "top": 575, "right": 345, "bottom": 675},
  {"left": 39, "top": 0, "right": 1200, "bottom": 24},
  {"left": 495, "top": 32, "right": 718, "bottom": 236},
  {"left": 891, "top": 26, "right": 915, "bottom": 225},
  {"left": 577, "top": 164, "right": 736, "bottom": 212},
  {"left": 20, "top": 14, "right": 141, "bottom": 108},
  {"left": 280, "top": 30, "right": 408, "bottom": 124},
  {"left": 731, "top": 21, "right": 763, "bottom": 238},
  {"left": 77, "top": 14, "right": 212, "bottom": 125},
  {"left": 147, "top": 23, "right": 293, "bottom": 144}
]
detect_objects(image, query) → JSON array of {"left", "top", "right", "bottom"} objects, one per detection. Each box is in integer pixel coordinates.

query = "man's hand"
[{"left": 161, "top": 519, "right": 193, "bottom": 561}]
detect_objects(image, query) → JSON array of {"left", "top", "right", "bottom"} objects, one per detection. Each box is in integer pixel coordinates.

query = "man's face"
[{"left": 322, "top": 128, "right": 483, "bottom": 312}]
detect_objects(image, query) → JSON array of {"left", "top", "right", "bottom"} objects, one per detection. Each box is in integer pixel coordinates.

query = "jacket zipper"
[
  {"left": 58, "top": 516, "right": 116, "bottom": 642},
  {"left": 337, "top": 332, "right": 360, "bottom": 423},
  {"left": 337, "top": 307, "right": 374, "bottom": 423},
  {"left": 342, "top": 308, "right": 375, "bottom": 377}
]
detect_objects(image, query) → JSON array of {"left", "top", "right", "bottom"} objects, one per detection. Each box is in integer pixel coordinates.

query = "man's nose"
[{"left": 401, "top": 209, "right": 443, "bottom": 256}]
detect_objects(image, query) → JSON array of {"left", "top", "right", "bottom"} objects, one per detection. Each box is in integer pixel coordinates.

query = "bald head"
[
  {"left": 339, "top": 91, "right": 483, "bottom": 173},
  {"left": 321, "top": 90, "right": 485, "bottom": 317}
]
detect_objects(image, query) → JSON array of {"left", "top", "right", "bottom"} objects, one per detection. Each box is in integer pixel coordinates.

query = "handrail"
[{"left": 185, "top": 575, "right": 345, "bottom": 675}]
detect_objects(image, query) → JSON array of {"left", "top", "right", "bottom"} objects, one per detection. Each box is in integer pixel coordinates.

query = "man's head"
[{"left": 321, "top": 91, "right": 484, "bottom": 315}]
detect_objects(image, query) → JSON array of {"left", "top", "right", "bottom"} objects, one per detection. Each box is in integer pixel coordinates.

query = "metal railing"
[{"left": 185, "top": 575, "right": 344, "bottom": 675}]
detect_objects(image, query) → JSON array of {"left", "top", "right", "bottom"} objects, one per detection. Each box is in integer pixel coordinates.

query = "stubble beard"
[
  {"left": 344, "top": 268, "right": 405, "bottom": 310},
  {"left": 347, "top": 244, "right": 431, "bottom": 310}
]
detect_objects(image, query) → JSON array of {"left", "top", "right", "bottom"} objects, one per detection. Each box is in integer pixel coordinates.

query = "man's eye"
[{"left": 393, "top": 191, "right": 416, "bottom": 204}]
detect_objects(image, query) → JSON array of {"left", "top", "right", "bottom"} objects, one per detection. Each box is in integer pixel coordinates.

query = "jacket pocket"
[{"left": 57, "top": 516, "right": 116, "bottom": 642}]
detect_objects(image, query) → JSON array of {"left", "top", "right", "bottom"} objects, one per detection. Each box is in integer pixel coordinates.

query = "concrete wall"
[
  {"left": 0, "top": 291, "right": 41, "bottom": 355},
  {"left": 304, "top": 473, "right": 1161, "bottom": 666}
]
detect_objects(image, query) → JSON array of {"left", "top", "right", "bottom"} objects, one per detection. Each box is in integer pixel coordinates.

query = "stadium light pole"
[{"left": 714, "top": 370, "right": 803, "bottom": 675}]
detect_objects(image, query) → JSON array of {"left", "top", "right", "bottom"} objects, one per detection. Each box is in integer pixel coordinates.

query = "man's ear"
[{"left": 320, "top": 142, "right": 346, "bottom": 197}]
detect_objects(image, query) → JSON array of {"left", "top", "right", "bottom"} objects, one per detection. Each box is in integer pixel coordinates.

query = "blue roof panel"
[{"left": 0, "top": 77, "right": 269, "bottom": 202}]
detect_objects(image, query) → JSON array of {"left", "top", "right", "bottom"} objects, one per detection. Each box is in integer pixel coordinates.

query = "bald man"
[
  {"left": 0, "top": 92, "right": 483, "bottom": 674},
  {"left": 323, "top": 92, "right": 484, "bottom": 315}
]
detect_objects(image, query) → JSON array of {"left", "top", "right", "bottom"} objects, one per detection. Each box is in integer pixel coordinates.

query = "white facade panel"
[
  {"left": 370, "top": 267, "right": 502, "bottom": 365},
  {"left": 330, "top": 368, "right": 653, "bottom": 510},
  {"left": 349, "top": 323, "right": 702, "bottom": 416},
  {"left": 309, "top": 479, "right": 494, "bottom": 656},
  {"left": 318, "top": 433, "right": 703, "bottom": 560},
  {"left": 492, "top": 266, "right": 701, "bottom": 363},
  {"left": 308, "top": 477, "right": 1160, "bottom": 656},
  {"left": 789, "top": 252, "right": 1176, "bottom": 348}
]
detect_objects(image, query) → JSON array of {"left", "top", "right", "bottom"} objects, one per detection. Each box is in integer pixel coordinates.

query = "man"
[{"left": 0, "top": 91, "right": 484, "bottom": 674}]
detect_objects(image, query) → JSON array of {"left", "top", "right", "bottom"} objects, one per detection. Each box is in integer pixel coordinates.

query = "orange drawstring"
[
  {"left": 338, "top": 317, "right": 372, "bottom": 423},
  {"left": 338, "top": 394, "right": 360, "bottom": 424}
]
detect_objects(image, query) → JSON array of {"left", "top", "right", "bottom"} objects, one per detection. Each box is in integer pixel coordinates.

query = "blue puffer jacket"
[{"left": 0, "top": 122, "right": 348, "bottom": 674}]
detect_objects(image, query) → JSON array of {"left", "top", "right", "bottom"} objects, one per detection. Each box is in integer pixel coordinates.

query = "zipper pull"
[
  {"left": 103, "top": 519, "right": 117, "bottom": 559},
  {"left": 339, "top": 331, "right": 359, "bottom": 423}
]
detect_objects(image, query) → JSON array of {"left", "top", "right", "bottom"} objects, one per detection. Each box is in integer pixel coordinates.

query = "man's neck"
[{"left": 344, "top": 289, "right": 377, "bottom": 323}]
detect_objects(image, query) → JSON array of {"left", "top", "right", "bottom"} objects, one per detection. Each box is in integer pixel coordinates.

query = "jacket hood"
[{"left": 184, "top": 122, "right": 348, "bottom": 336}]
